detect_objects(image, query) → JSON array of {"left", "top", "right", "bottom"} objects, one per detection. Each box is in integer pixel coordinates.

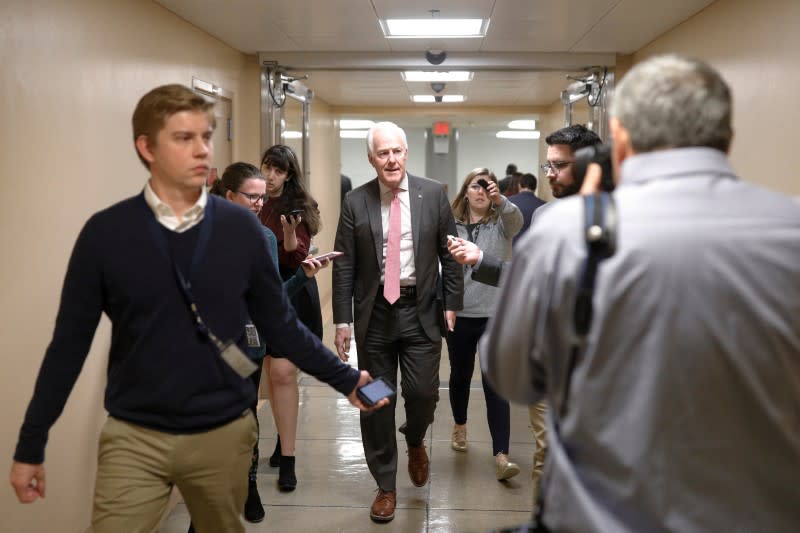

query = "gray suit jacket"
[{"left": 333, "top": 174, "right": 463, "bottom": 348}]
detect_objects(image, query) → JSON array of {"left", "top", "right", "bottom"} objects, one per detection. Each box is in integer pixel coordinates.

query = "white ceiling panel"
[
  {"left": 573, "top": 0, "right": 715, "bottom": 53},
  {"left": 154, "top": 0, "right": 716, "bottom": 109},
  {"left": 481, "top": 0, "right": 619, "bottom": 52}
]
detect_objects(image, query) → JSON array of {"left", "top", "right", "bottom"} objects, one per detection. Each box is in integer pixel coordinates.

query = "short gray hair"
[
  {"left": 366, "top": 121, "right": 408, "bottom": 156},
  {"left": 610, "top": 55, "right": 732, "bottom": 153}
]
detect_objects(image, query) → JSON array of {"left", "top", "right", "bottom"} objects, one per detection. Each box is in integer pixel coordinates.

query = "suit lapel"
[
  {"left": 409, "top": 175, "right": 423, "bottom": 260},
  {"left": 366, "top": 180, "right": 384, "bottom": 269}
]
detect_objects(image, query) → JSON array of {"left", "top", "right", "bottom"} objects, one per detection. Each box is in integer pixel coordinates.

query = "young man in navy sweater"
[{"left": 9, "top": 84, "right": 382, "bottom": 533}]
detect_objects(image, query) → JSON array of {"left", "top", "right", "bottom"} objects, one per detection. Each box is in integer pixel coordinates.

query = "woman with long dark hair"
[
  {"left": 448, "top": 167, "right": 524, "bottom": 481},
  {"left": 192, "top": 162, "right": 327, "bottom": 528},
  {"left": 257, "top": 145, "right": 322, "bottom": 491}
]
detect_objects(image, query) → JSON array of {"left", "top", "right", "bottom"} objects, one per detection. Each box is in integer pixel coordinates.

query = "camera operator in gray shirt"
[{"left": 480, "top": 55, "right": 800, "bottom": 532}]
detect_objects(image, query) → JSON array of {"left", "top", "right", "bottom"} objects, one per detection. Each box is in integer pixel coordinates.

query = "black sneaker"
[
  {"left": 243, "top": 479, "right": 265, "bottom": 523},
  {"left": 278, "top": 455, "right": 297, "bottom": 491},
  {"left": 269, "top": 435, "right": 281, "bottom": 468}
]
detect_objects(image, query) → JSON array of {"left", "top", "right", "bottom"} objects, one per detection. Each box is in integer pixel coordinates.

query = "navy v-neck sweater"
[{"left": 15, "top": 193, "right": 358, "bottom": 464}]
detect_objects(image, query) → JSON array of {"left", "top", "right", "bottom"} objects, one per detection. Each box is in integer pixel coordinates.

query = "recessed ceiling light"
[
  {"left": 508, "top": 120, "right": 537, "bottom": 130},
  {"left": 496, "top": 130, "right": 541, "bottom": 140},
  {"left": 381, "top": 18, "right": 488, "bottom": 38},
  {"left": 411, "top": 95, "right": 466, "bottom": 103},
  {"left": 282, "top": 130, "right": 302, "bottom": 139},
  {"left": 340, "top": 130, "right": 369, "bottom": 139},
  {"left": 403, "top": 71, "right": 473, "bottom": 82},
  {"left": 340, "top": 119, "right": 375, "bottom": 130}
]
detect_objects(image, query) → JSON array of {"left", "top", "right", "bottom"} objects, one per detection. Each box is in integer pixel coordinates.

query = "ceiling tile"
[
  {"left": 572, "top": 0, "right": 715, "bottom": 53},
  {"left": 154, "top": 0, "right": 720, "bottom": 109}
]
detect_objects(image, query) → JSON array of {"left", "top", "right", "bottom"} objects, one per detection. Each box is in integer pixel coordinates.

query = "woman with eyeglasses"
[
  {"left": 257, "top": 144, "right": 322, "bottom": 492},
  {"left": 447, "top": 167, "right": 524, "bottom": 482},
  {"left": 200, "top": 162, "right": 328, "bottom": 527}
]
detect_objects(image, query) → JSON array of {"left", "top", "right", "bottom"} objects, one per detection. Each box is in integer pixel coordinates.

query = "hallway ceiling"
[{"left": 155, "top": 0, "right": 714, "bottom": 109}]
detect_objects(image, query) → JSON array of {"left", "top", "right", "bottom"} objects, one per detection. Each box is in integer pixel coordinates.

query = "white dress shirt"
[
  {"left": 143, "top": 181, "right": 207, "bottom": 233},
  {"left": 378, "top": 174, "right": 416, "bottom": 286}
]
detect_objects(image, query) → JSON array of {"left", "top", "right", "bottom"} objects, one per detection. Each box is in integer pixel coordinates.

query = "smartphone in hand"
[
  {"left": 356, "top": 377, "right": 396, "bottom": 407},
  {"left": 302, "top": 251, "right": 344, "bottom": 264},
  {"left": 476, "top": 178, "right": 490, "bottom": 190}
]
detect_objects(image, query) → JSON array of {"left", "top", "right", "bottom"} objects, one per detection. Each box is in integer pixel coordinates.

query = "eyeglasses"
[
  {"left": 236, "top": 191, "right": 267, "bottom": 204},
  {"left": 540, "top": 161, "right": 572, "bottom": 175}
]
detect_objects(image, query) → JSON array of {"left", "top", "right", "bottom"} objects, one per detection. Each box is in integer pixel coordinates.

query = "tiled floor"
[{"left": 160, "top": 321, "right": 535, "bottom": 533}]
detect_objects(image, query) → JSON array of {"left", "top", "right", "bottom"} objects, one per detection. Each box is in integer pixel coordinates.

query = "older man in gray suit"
[{"left": 333, "top": 122, "right": 463, "bottom": 523}]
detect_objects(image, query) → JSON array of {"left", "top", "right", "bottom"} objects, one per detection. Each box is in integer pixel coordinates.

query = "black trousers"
[
  {"left": 446, "top": 316, "right": 511, "bottom": 456},
  {"left": 358, "top": 294, "right": 441, "bottom": 491}
]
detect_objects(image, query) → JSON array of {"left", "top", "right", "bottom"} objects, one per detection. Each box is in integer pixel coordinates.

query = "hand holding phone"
[
  {"left": 476, "top": 178, "right": 490, "bottom": 190},
  {"left": 356, "top": 377, "right": 396, "bottom": 407},
  {"left": 302, "top": 251, "right": 343, "bottom": 264}
]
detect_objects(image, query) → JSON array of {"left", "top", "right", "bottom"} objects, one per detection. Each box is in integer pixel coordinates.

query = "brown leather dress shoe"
[
  {"left": 370, "top": 489, "right": 396, "bottom": 522},
  {"left": 407, "top": 445, "right": 429, "bottom": 487}
]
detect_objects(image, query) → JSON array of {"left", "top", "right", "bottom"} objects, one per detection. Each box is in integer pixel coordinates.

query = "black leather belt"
[{"left": 379, "top": 285, "right": 416, "bottom": 299}]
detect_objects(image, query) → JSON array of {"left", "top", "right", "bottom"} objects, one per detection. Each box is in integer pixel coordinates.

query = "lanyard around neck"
[{"left": 143, "top": 196, "right": 223, "bottom": 349}]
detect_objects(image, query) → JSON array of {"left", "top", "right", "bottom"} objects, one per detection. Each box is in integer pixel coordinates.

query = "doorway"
[{"left": 192, "top": 78, "right": 233, "bottom": 184}]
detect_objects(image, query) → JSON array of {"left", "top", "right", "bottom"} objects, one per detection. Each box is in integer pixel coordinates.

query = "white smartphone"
[{"left": 303, "top": 251, "right": 344, "bottom": 264}]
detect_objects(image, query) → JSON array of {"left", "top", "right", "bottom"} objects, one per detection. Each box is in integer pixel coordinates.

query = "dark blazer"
[
  {"left": 507, "top": 190, "right": 546, "bottom": 245},
  {"left": 471, "top": 253, "right": 507, "bottom": 288},
  {"left": 333, "top": 174, "right": 463, "bottom": 348}
]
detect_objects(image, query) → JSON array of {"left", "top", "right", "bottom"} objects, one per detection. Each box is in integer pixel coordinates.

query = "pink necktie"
[{"left": 384, "top": 189, "right": 401, "bottom": 304}]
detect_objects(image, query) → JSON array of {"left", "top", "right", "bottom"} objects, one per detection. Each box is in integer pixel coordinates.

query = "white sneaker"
[
  {"left": 451, "top": 424, "right": 467, "bottom": 452},
  {"left": 495, "top": 452, "right": 520, "bottom": 480}
]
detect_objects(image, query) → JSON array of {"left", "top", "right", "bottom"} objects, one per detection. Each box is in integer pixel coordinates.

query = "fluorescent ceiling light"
[
  {"left": 411, "top": 95, "right": 466, "bottom": 103},
  {"left": 381, "top": 18, "right": 487, "bottom": 38},
  {"left": 403, "top": 71, "right": 473, "bottom": 82},
  {"left": 281, "top": 130, "right": 302, "bottom": 139},
  {"left": 508, "top": 120, "right": 537, "bottom": 130},
  {"left": 340, "top": 119, "right": 375, "bottom": 130},
  {"left": 340, "top": 130, "right": 369, "bottom": 139},
  {"left": 496, "top": 130, "right": 541, "bottom": 140}
]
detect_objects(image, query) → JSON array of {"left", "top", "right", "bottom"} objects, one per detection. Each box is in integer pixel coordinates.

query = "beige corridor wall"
[
  {"left": 632, "top": 0, "right": 800, "bottom": 194},
  {"left": 0, "top": 1, "right": 259, "bottom": 531},
  {"left": 307, "top": 99, "right": 341, "bottom": 319}
]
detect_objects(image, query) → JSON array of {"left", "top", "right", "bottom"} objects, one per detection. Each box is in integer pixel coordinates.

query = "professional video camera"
[{"left": 573, "top": 143, "right": 614, "bottom": 192}]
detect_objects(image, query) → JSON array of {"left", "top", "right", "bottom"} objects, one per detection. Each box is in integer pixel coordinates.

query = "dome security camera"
[
  {"left": 425, "top": 50, "right": 447, "bottom": 65},
  {"left": 431, "top": 82, "right": 446, "bottom": 93}
]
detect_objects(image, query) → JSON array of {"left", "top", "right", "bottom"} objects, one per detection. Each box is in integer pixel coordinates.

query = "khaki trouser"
[
  {"left": 529, "top": 400, "right": 548, "bottom": 508},
  {"left": 89, "top": 411, "right": 257, "bottom": 533}
]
